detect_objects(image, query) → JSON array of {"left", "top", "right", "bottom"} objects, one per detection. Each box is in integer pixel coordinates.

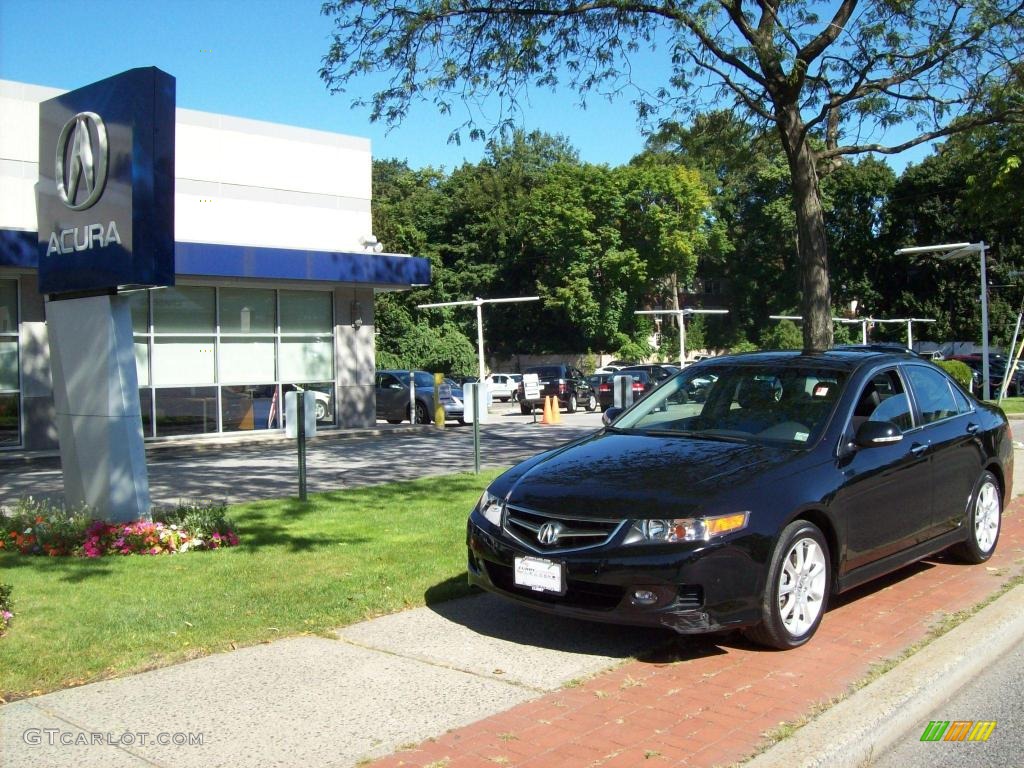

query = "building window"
[
  {"left": 0, "top": 279, "right": 20, "bottom": 446},
  {"left": 131, "top": 286, "right": 336, "bottom": 438}
]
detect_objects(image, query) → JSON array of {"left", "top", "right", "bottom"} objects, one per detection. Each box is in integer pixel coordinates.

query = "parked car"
[
  {"left": 375, "top": 370, "right": 465, "bottom": 424},
  {"left": 589, "top": 370, "right": 654, "bottom": 410},
  {"left": 486, "top": 373, "right": 521, "bottom": 402},
  {"left": 468, "top": 349, "right": 1011, "bottom": 649},
  {"left": 949, "top": 355, "right": 1023, "bottom": 396},
  {"left": 518, "top": 364, "right": 597, "bottom": 414},
  {"left": 618, "top": 363, "right": 681, "bottom": 384}
]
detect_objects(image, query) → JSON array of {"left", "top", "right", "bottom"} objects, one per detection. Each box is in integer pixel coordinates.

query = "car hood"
[{"left": 503, "top": 431, "right": 799, "bottom": 520}]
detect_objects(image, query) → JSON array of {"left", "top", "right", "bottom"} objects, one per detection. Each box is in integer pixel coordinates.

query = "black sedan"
[{"left": 467, "top": 350, "right": 1012, "bottom": 649}]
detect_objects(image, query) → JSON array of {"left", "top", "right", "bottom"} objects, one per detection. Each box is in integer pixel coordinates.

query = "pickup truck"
[{"left": 518, "top": 364, "right": 597, "bottom": 414}]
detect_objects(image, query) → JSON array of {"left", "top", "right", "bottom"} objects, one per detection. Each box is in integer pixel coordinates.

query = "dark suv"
[{"left": 518, "top": 364, "right": 597, "bottom": 414}]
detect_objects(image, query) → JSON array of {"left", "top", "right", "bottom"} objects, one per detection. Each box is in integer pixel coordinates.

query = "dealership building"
[{"left": 0, "top": 76, "right": 430, "bottom": 454}]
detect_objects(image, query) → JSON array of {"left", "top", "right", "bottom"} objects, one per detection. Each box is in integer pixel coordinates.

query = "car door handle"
[
  {"left": 966, "top": 422, "right": 979, "bottom": 435},
  {"left": 910, "top": 442, "right": 929, "bottom": 457}
]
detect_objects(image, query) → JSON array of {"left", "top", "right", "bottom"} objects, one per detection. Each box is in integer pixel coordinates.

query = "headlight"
[
  {"left": 476, "top": 489, "right": 504, "bottom": 527},
  {"left": 624, "top": 512, "right": 749, "bottom": 544}
]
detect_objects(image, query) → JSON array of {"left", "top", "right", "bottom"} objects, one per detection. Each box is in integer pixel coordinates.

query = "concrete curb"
[{"left": 746, "top": 584, "right": 1024, "bottom": 768}]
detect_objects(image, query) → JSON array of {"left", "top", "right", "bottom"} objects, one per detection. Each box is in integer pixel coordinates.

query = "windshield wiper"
[{"left": 642, "top": 429, "right": 748, "bottom": 443}]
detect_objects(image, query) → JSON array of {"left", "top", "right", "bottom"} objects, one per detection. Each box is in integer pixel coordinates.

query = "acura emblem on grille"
[{"left": 537, "top": 521, "right": 563, "bottom": 545}]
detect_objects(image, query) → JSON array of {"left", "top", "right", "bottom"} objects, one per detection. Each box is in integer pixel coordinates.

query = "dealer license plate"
[{"left": 514, "top": 556, "right": 564, "bottom": 593}]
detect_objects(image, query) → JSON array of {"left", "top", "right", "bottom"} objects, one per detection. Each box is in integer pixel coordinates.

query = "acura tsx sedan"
[{"left": 466, "top": 350, "right": 1012, "bottom": 649}]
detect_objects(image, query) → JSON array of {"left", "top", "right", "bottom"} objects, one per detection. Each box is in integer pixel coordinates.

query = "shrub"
[{"left": 937, "top": 360, "right": 974, "bottom": 392}]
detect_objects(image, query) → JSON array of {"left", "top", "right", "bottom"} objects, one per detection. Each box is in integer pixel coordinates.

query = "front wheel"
[
  {"left": 745, "top": 520, "right": 830, "bottom": 650},
  {"left": 408, "top": 401, "right": 431, "bottom": 424},
  {"left": 566, "top": 394, "right": 577, "bottom": 414},
  {"left": 520, "top": 402, "right": 533, "bottom": 415},
  {"left": 950, "top": 470, "right": 1001, "bottom": 564}
]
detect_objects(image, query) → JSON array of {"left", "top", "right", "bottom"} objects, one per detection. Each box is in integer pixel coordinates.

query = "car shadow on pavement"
[{"left": 425, "top": 586, "right": 684, "bottom": 659}]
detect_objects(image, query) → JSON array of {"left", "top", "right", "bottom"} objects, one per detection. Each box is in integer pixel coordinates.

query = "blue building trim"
[{"left": 1, "top": 229, "right": 431, "bottom": 287}]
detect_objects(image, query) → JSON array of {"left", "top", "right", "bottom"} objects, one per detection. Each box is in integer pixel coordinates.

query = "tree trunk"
[
  {"left": 669, "top": 272, "right": 680, "bottom": 335},
  {"left": 775, "top": 104, "right": 833, "bottom": 353}
]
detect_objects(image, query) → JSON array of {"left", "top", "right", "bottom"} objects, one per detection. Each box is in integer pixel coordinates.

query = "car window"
[
  {"left": 905, "top": 366, "right": 959, "bottom": 425},
  {"left": 950, "top": 384, "right": 973, "bottom": 414},
  {"left": 614, "top": 364, "right": 847, "bottom": 446},
  {"left": 851, "top": 369, "right": 913, "bottom": 433},
  {"left": 377, "top": 373, "right": 402, "bottom": 390}
]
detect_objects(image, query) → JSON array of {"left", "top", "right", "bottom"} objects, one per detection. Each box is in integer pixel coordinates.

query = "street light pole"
[
  {"left": 896, "top": 242, "right": 989, "bottom": 398},
  {"left": 418, "top": 296, "right": 541, "bottom": 385},
  {"left": 635, "top": 308, "right": 729, "bottom": 367}
]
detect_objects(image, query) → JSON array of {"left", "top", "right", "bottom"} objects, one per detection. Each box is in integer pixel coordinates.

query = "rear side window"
[{"left": 905, "top": 366, "right": 959, "bottom": 425}]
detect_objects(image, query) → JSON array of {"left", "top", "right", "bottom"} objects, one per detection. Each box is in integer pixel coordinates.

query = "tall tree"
[{"left": 321, "top": 1, "right": 1024, "bottom": 351}]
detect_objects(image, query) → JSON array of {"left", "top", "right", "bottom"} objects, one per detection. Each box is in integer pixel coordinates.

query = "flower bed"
[
  {"left": 1, "top": 498, "right": 238, "bottom": 557},
  {"left": 0, "top": 583, "right": 12, "bottom": 638}
]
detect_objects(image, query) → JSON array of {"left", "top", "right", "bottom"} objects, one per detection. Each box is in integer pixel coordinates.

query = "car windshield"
[{"left": 611, "top": 363, "right": 849, "bottom": 447}]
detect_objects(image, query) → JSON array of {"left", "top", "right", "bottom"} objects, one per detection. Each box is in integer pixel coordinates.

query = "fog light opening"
[{"left": 632, "top": 589, "right": 659, "bottom": 606}]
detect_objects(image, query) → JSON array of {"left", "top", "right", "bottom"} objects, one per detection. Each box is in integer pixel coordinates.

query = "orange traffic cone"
[
  {"left": 551, "top": 396, "right": 562, "bottom": 424},
  {"left": 539, "top": 396, "right": 551, "bottom": 425}
]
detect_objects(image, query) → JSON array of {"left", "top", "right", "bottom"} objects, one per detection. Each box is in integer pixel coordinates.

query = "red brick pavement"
[{"left": 371, "top": 501, "right": 1024, "bottom": 768}]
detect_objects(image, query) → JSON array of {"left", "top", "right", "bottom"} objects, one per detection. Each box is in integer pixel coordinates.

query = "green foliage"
[
  {"left": 1, "top": 497, "right": 92, "bottom": 556},
  {"left": 937, "top": 360, "right": 974, "bottom": 392},
  {"left": 759, "top": 320, "right": 804, "bottom": 350},
  {"left": 153, "top": 501, "right": 236, "bottom": 541}
]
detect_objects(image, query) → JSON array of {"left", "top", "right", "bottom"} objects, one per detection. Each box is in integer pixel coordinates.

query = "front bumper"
[{"left": 466, "top": 512, "right": 764, "bottom": 634}]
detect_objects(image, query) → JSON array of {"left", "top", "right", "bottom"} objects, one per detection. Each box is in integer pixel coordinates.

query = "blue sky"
[{"left": 0, "top": 0, "right": 928, "bottom": 172}]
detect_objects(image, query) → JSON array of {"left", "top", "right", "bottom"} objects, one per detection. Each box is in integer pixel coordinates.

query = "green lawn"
[
  {"left": 0, "top": 469, "right": 502, "bottom": 700},
  {"left": 996, "top": 397, "right": 1024, "bottom": 416}
]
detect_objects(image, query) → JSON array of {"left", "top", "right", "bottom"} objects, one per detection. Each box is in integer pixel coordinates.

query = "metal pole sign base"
[{"left": 46, "top": 294, "right": 151, "bottom": 522}]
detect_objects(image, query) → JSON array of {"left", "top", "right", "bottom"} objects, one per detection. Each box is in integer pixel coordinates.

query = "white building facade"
[{"left": 0, "top": 79, "right": 429, "bottom": 451}]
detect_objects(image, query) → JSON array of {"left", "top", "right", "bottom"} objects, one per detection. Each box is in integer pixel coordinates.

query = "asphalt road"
[
  {"left": 869, "top": 637, "right": 1024, "bottom": 768},
  {"left": 0, "top": 406, "right": 606, "bottom": 507}
]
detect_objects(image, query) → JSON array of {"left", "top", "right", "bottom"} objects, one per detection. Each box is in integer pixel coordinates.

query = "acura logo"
[
  {"left": 55, "top": 112, "right": 108, "bottom": 211},
  {"left": 537, "top": 521, "right": 563, "bottom": 546}
]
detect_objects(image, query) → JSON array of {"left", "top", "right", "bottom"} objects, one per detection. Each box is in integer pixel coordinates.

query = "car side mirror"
[
  {"left": 855, "top": 420, "right": 903, "bottom": 448},
  {"left": 602, "top": 407, "right": 623, "bottom": 426}
]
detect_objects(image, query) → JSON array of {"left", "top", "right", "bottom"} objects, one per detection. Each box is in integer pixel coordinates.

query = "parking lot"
[{"left": 0, "top": 403, "right": 605, "bottom": 507}]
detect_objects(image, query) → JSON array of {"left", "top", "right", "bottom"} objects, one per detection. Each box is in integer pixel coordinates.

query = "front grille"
[
  {"left": 503, "top": 505, "right": 625, "bottom": 552},
  {"left": 484, "top": 561, "right": 624, "bottom": 610}
]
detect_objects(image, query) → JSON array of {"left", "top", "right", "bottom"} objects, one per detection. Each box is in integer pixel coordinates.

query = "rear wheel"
[
  {"left": 566, "top": 393, "right": 577, "bottom": 414},
  {"left": 520, "top": 402, "right": 533, "bottom": 415},
  {"left": 950, "top": 470, "right": 1001, "bottom": 564},
  {"left": 585, "top": 393, "right": 597, "bottom": 412},
  {"left": 745, "top": 520, "right": 830, "bottom": 650}
]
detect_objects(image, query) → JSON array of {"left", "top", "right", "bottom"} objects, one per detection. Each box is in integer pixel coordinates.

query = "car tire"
[
  {"left": 408, "top": 401, "right": 431, "bottom": 424},
  {"left": 566, "top": 394, "right": 577, "bottom": 414},
  {"left": 950, "top": 470, "right": 1001, "bottom": 564},
  {"left": 585, "top": 393, "right": 597, "bottom": 412},
  {"left": 520, "top": 403, "right": 533, "bottom": 415},
  {"left": 314, "top": 400, "right": 328, "bottom": 421},
  {"left": 386, "top": 419, "right": 402, "bottom": 424},
  {"left": 745, "top": 520, "right": 830, "bottom": 650}
]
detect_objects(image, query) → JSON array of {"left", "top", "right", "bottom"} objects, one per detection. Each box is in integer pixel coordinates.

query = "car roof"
[{"left": 698, "top": 349, "right": 927, "bottom": 373}]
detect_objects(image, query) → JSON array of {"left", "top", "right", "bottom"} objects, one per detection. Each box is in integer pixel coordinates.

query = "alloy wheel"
[
  {"left": 777, "top": 537, "right": 827, "bottom": 637},
  {"left": 974, "top": 479, "right": 1000, "bottom": 553}
]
